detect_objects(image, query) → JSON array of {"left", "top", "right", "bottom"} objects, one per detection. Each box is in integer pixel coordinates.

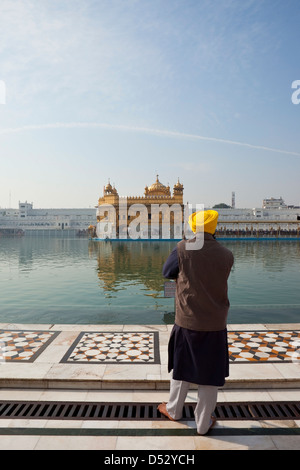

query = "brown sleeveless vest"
[{"left": 175, "top": 234, "right": 234, "bottom": 331}]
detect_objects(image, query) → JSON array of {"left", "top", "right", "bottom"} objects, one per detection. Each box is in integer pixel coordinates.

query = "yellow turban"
[{"left": 188, "top": 210, "right": 219, "bottom": 234}]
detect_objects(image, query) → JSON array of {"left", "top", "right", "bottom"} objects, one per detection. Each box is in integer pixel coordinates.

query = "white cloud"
[{"left": 0, "top": 121, "right": 299, "bottom": 157}]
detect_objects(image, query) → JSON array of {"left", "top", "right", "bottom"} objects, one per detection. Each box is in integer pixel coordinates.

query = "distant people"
[{"left": 158, "top": 210, "right": 234, "bottom": 435}]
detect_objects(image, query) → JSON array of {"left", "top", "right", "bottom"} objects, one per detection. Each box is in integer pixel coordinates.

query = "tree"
[{"left": 212, "top": 203, "right": 231, "bottom": 209}]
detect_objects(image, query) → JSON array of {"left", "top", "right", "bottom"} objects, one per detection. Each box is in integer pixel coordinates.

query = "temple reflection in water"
[
  {"left": 88, "top": 239, "right": 177, "bottom": 323},
  {"left": 88, "top": 238, "right": 176, "bottom": 295}
]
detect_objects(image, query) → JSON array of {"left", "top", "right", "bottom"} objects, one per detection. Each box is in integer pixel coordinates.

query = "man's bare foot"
[{"left": 157, "top": 402, "right": 176, "bottom": 421}]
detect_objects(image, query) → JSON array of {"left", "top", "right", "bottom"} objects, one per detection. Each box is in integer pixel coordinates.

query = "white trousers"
[{"left": 166, "top": 377, "right": 218, "bottom": 435}]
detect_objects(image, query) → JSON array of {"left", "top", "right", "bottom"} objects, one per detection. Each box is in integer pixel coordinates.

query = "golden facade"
[{"left": 96, "top": 175, "right": 184, "bottom": 238}]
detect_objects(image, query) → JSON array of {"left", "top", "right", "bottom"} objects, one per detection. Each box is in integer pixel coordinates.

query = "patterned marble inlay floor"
[
  {"left": 0, "top": 330, "right": 60, "bottom": 362},
  {"left": 60, "top": 331, "right": 160, "bottom": 364},
  {"left": 0, "top": 329, "right": 299, "bottom": 365},
  {"left": 228, "top": 330, "right": 300, "bottom": 363}
]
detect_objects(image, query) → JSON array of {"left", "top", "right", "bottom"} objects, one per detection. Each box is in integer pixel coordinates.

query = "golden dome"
[
  {"left": 104, "top": 179, "right": 118, "bottom": 195},
  {"left": 147, "top": 175, "right": 170, "bottom": 196},
  {"left": 173, "top": 178, "right": 183, "bottom": 190}
]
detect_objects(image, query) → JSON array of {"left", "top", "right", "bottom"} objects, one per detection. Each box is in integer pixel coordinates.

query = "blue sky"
[{"left": 0, "top": 0, "right": 299, "bottom": 209}]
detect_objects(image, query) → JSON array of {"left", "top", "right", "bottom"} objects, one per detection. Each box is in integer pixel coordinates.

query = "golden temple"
[{"left": 95, "top": 175, "right": 184, "bottom": 238}]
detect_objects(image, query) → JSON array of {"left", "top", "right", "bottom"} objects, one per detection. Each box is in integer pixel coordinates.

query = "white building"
[
  {"left": 262, "top": 197, "right": 287, "bottom": 209},
  {"left": 216, "top": 206, "right": 300, "bottom": 222},
  {"left": 215, "top": 206, "right": 300, "bottom": 235},
  {"left": 0, "top": 201, "right": 95, "bottom": 233}
]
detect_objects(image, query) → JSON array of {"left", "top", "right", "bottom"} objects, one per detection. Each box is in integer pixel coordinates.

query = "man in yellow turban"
[
  {"left": 158, "top": 209, "right": 234, "bottom": 435},
  {"left": 188, "top": 209, "right": 219, "bottom": 235}
]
